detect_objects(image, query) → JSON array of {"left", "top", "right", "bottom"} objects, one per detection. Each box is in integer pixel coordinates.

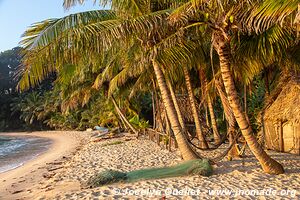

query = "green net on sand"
[{"left": 86, "top": 159, "right": 213, "bottom": 188}]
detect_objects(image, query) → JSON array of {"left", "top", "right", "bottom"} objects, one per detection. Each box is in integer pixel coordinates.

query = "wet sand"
[{"left": 0, "top": 131, "right": 90, "bottom": 200}]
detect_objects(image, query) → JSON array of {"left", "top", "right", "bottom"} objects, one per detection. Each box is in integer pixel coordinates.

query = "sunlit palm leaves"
[
  {"left": 63, "top": 0, "right": 187, "bottom": 16},
  {"left": 233, "top": 26, "right": 296, "bottom": 84},
  {"left": 246, "top": 0, "right": 300, "bottom": 33},
  {"left": 18, "top": 10, "right": 118, "bottom": 90},
  {"left": 16, "top": 0, "right": 300, "bottom": 136}
]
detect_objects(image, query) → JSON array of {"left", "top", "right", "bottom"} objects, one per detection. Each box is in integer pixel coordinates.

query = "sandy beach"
[
  {"left": 0, "top": 131, "right": 90, "bottom": 200},
  {"left": 0, "top": 131, "right": 299, "bottom": 200}
]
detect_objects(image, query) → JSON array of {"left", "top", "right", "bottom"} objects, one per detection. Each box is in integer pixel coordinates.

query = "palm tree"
[
  {"left": 207, "top": 95, "right": 221, "bottom": 144},
  {"left": 166, "top": 78, "right": 187, "bottom": 134},
  {"left": 152, "top": 58, "right": 198, "bottom": 160},
  {"left": 199, "top": 68, "right": 221, "bottom": 145},
  {"left": 245, "top": 0, "right": 300, "bottom": 34},
  {"left": 169, "top": 0, "right": 290, "bottom": 174},
  {"left": 18, "top": 0, "right": 200, "bottom": 160},
  {"left": 18, "top": 0, "right": 298, "bottom": 171},
  {"left": 213, "top": 33, "right": 284, "bottom": 174},
  {"left": 111, "top": 95, "right": 139, "bottom": 135},
  {"left": 11, "top": 92, "right": 44, "bottom": 125},
  {"left": 183, "top": 65, "right": 208, "bottom": 148},
  {"left": 215, "top": 78, "right": 238, "bottom": 158}
]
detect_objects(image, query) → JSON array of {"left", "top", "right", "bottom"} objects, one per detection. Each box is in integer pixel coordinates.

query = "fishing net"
[
  {"left": 86, "top": 159, "right": 213, "bottom": 188},
  {"left": 86, "top": 170, "right": 127, "bottom": 187}
]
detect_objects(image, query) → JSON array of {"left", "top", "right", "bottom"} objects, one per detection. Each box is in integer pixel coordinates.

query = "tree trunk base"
[
  {"left": 227, "top": 144, "right": 241, "bottom": 161},
  {"left": 261, "top": 158, "right": 285, "bottom": 174}
]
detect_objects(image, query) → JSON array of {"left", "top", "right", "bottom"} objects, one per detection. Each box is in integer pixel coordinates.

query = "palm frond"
[
  {"left": 233, "top": 26, "right": 295, "bottom": 84},
  {"left": 20, "top": 10, "right": 117, "bottom": 49},
  {"left": 63, "top": 0, "right": 97, "bottom": 9},
  {"left": 18, "top": 10, "right": 118, "bottom": 90},
  {"left": 246, "top": 0, "right": 299, "bottom": 33}
]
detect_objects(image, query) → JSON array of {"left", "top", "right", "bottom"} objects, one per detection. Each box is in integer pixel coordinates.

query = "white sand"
[
  {"left": 17, "top": 135, "right": 299, "bottom": 200},
  {"left": 0, "top": 131, "right": 90, "bottom": 200}
]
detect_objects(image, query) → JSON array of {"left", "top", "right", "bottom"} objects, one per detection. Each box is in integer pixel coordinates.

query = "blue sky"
[{"left": 0, "top": 0, "right": 103, "bottom": 52}]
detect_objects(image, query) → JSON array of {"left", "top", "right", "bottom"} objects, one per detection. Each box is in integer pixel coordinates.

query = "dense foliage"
[
  {"left": 3, "top": 0, "right": 300, "bottom": 173},
  {"left": 0, "top": 48, "right": 24, "bottom": 131},
  {"left": 0, "top": 47, "right": 151, "bottom": 131}
]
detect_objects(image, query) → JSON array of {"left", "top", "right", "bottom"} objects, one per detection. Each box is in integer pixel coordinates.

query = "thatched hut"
[{"left": 263, "top": 75, "right": 300, "bottom": 155}]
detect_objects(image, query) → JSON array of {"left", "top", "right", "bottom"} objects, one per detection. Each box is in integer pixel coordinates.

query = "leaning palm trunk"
[
  {"left": 166, "top": 79, "right": 187, "bottom": 133},
  {"left": 215, "top": 79, "right": 239, "bottom": 159},
  {"left": 207, "top": 91, "right": 221, "bottom": 145},
  {"left": 199, "top": 70, "right": 209, "bottom": 127},
  {"left": 213, "top": 33, "right": 284, "bottom": 174},
  {"left": 111, "top": 96, "right": 139, "bottom": 136},
  {"left": 151, "top": 92, "right": 156, "bottom": 129},
  {"left": 200, "top": 70, "right": 221, "bottom": 144},
  {"left": 154, "top": 87, "right": 166, "bottom": 134},
  {"left": 183, "top": 66, "right": 208, "bottom": 149},
  {"left": 152, "top": 59, "right": 198, "bottom": 160}
]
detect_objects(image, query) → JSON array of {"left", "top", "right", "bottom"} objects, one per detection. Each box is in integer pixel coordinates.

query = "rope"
[
  {"left": 211, "top": 132, "right": 242, "bottom": 162},
  {"left": 146, "top": 127, "right": 243, "bottom": 164},
  {"left": 187, "top": 131, "right": 229, "bottom": 151},
  {"left": 189, "top": 132, "right": 242, "bottom": 163}
]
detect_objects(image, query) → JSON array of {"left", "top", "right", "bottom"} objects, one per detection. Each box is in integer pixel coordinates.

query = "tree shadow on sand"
[{"left": 213, "top": 150, "right": 300, "bottom": 175}]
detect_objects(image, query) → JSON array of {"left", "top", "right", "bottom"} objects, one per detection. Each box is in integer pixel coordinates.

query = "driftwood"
[
  {"left": 46, "top": 161, "right": 63, "bottom": 165},
  {"left": 47, "top": 166, "right": 64, "bottom": 172},
  {"left": 92, "top": 135, "right": 123, "bottom": 142},
  {"left": 43, "top": 173, "right": 55, "bottom": 179},
  {"left": 11, "top": 190, "right": 24, "bottom": 194}
]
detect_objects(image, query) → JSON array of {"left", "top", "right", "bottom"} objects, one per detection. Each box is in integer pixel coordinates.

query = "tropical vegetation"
[{"left": 3, "top": 0, "right": 299, "bottom": 174}]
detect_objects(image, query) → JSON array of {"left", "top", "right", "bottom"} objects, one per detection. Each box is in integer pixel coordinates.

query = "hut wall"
[
  {"left": 282, "top": 122, "right": 294, "bottom": 153},
  {"left": 262, "top": 75, "right": 300, "bottom": 155},
  {"left": 264, "top": 121, "right": 300, "bottom": 155},
  {"left": 291, "top": 124, "right": 300, "bottom": 154},
  {"left": 264, "top": 121, "right": 280, "bottom": 151}
]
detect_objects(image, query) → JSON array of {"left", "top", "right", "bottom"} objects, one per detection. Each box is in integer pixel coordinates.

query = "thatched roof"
[{"left": 264, "top": 74, "right": 300, "bottom": 123}]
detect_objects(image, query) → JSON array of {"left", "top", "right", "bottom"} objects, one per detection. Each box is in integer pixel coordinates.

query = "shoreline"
[
  {"left": 0, "top": 131, "right": 89, "bottom": 200},
  {"left": 0, "top": 134, "right": 52, "bottom": 174}
]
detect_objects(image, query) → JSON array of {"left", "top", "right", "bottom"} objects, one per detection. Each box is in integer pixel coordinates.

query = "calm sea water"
[{"left": 0, "top": 135, "right": 52, "bottom": 173}]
